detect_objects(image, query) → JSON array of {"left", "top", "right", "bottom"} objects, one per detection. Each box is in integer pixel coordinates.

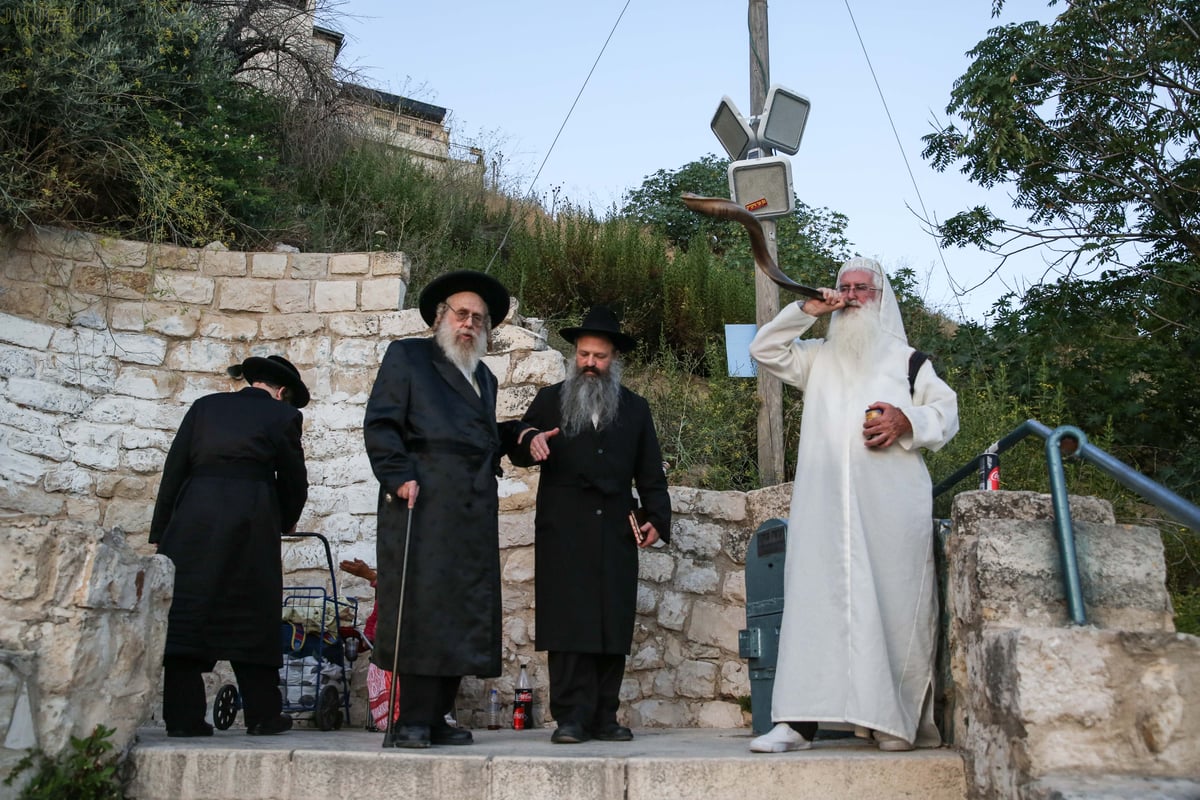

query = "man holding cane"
[{"left": 363, "top": 271, "right": 549, "bottom": 748}]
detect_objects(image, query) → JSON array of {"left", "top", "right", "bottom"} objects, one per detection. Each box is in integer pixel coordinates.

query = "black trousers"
[
  {"left": 547, "top": 651, "right": 625, "bottom": 732},
  {"left": 395, "top": 673, "right": 460, "bottom": 727},
  {"left": 162, "top": 655, "right": 280, "bottom": 730}
]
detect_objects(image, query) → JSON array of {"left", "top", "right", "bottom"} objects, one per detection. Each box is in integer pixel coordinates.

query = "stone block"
[
  {"left": 499, "top": 510, "right": 535, "bottom": 549},
  {"left": 95, "top": 238, "right": 148, "bottom": 269},
  {"left": 164, "top": 340, "right": 238, "bottom": 374},
  {"left": 216, "top": 279, "right": 273, "bottom": 312},
  {"left": 314, "top": 281, "right": 357, "bottom": 312},
  {"left": 153, "top": 272, "right": 214, "bottom": 305},
  {"left": 150, "top": 243, "right": 200, "bottom": 271},
  {"left": 491, "top": 324, "right": 540, "bottom": 353},
  {"left": 669, "top": 518, "right": 723, "bottom": 559},
  {"left": 497, "top": 383, "right": 537, "bottom": 421},
  {"left": 250, "top": 252, "right": 288, "bottom": 278},
  {"left": 379, "top": 309, "right": 427, "bottom": 338},
  {"left": 370, "top": 252, "right": 410, "bottom": 277},
  {"left": 657, "top": 591, "right": 689, "bottom": 631},
  {"left": 112, "top": 367, "right": 174, "bottom": 400},
  {"left": 745, "top": 482, "right": 793, "bottom": 529},
  {"left": 328, "top": 314, "right": 379, "bottom": 337},
  {"left": 260, "top": 314, "right": 324, "bottom": 340},
  {"left": 198, "top": 249, "right": 247, "bottom": 276},
  {"left": 687, "top": 600, "right": 744, "bottom": 652},
  {"left": 329, "top": 253, "right": 369, "bottom": 275},
  {"left": 638, "top": 551, "right": 675, "bottom": 583},
  {"left": 502, "top": 547, "right": 535, "bottom": 583},
  {"left": 0, "top": 313, "right": 54, "bottom": 349},
  {"left": 511, "top": 349, "right": 565, "bottom": 385},
  {"left": 4, "top": 377, "right": 89, "bottom": 415},
  {"left": 722, "top": 570, "right": 746, "bottom": 603},
  {"left": 273, "top": 280, "right": 311, "bottom": 313},
  {"left": 332, "top": 339, "right": 376, "bottom": 367},
  {"left": 196, "top": 313, "right": 260, "bottom": 342},
  {"left": 0, "top": 282, "right": 50, "bottom": 318},
  {"left": 696, "top": 700, "right": 746, "bottom": 727},
  {"left": 71, "top": 265, "right": 152, "bottom": 300},
  {"left": 675, "top": 558, "right": 719, "bottom": 594},
  {"left": 291, "top": 253, "right": 328, "bottom": 279},
  {"left": 0, "top": 344, "right": 37, "bottom": 379}
]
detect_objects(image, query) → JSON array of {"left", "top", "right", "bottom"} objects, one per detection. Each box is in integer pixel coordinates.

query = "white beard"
[
  {"left": 435, "top": 316, "right": 487, "bottom": 374},
  {"left": 827, "top": 305, "right": 883, "bottom": 362}
]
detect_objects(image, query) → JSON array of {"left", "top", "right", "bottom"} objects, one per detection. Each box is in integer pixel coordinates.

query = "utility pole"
[{"left": 749, "top": 0, "right": 785, "bottom": 487}]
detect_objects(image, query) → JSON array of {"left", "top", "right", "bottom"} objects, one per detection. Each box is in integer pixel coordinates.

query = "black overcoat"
[
  {"left": 363, "top": 338, "right": 527, "bottom": 676},
  {"left": 511, "top": 383, "right": 671, "bottom": 654},
  {"left": 150, "top": 387, "right": 308, "bottom": 666}
]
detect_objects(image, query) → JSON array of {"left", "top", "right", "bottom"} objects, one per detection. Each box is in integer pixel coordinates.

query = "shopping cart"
[{"left": 211, "top": 532, "right": 359, "bottom": 732}]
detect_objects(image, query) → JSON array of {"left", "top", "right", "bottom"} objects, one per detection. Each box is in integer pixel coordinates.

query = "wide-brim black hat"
[
  {"left": 560, "top": 306, "right": 636, "bottom": 353},
  {"left": 227, "top": 355, "right": 310, "bottom": 409},
  {"left": 418, "top": 270, "right": 510, "bottom": 328}
]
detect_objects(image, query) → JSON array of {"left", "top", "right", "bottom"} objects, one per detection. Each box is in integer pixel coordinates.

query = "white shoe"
[
  {"left": 874, "top": 731, "right": 914, "bottom": 751},
  {"left": 750, "top": 723, "right": 812, "bottom": 753}
]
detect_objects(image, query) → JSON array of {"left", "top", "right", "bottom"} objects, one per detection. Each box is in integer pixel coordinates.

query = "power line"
[
  {"left": 841, "top": 0, "right": 972, "bottom": 325},
  {"left": 484, "top": 0, "right": 633, "bottom": 273}
]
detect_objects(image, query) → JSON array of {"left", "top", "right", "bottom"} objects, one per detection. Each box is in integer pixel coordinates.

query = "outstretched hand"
[
  {"left": 339, "top": 558, "right": 377, "bottom": 583},
  {"left": 529, "top": 427, "right": 560, "bottom": 462}
]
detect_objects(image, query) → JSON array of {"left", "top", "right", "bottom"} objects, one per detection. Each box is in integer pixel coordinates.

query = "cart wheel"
[
  {"left": 212, "top": 684, "right": 240, "bottom": 730},
  {"left": 316, "top": 685, "right": 342, "bottom": 731}
]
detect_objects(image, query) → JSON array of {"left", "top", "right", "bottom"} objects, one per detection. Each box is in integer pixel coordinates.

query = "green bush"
[{"left": 4, "top": 725, "right": 124, "bottom": 800}]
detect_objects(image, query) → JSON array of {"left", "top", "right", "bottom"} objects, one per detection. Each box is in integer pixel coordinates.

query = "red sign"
[{"left": 745, "top": 198, "right": 768, "bottom": 212}]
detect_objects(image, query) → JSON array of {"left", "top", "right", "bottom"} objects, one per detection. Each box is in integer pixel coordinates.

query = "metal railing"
[{"left": 932, "top": 419, "right": 1200, "bottom": 625}]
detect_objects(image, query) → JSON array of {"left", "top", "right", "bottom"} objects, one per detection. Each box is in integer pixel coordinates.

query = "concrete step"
[{"left": 127, "top": 726, "right": 967, "bottom": 800}]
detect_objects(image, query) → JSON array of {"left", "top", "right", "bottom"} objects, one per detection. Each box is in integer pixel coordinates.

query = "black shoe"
[
  {"left": 431, "top": 719, "right": 473, "bottom": 746},
  {"left": 384, "top": 724, "right": 431, "bottom": 749},
  {"left": 593, "top": 723, "right": 633, "bottom": 742},
  {"left": 167, "top": 721, "right": 214, "bottom": 738},
  {"left": 550, "top": 721, "right": 591, "bottom": 744},
  {"left": 247, "top": 715, "right": 292, "bottom": 736}
]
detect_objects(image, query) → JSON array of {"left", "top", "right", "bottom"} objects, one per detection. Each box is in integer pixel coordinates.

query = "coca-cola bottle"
[{"left": 513, "top": 664, "right": 533, "bottom": 730}]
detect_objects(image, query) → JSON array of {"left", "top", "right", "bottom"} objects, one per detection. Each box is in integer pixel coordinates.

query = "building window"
[{"left": 416, "top": 126, "right": 434, "bottom": 139}]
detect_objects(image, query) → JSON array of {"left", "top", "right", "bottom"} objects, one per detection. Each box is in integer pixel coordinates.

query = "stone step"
[{"left": 127, "top": 726, "right": 967, "bottom": 800}]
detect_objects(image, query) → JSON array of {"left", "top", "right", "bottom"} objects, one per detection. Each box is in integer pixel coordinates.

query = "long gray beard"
[
  {"left": 435, "top": 317, "right": 487, "bottom": 374},
  {"left": 827, "top": 305, "right": 884, "bottom": 361},
  {"left": 560, "top": 358, "right": 622, "bottom": 436}
]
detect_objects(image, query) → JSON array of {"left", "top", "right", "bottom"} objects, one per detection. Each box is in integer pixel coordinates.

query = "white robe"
[{"left": 749, "top": 299, "right": 958, "bottom": 744}]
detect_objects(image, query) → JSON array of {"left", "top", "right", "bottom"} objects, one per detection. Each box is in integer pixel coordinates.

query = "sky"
[{"left": 332, "top": 0, "right": 1059, "bottom": 323}]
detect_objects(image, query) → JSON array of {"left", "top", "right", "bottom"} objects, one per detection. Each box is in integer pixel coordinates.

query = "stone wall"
[
  {"left": 0, "top": 226, "right": 758, "bottom": 750},
  {"left": 948, "top": 491, "right": 1199, "bottom": 799}
]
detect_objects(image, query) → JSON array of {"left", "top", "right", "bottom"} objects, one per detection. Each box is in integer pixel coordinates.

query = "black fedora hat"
[
  {"left": 227, "top": 355, "right": 310, "bottom": 409},
  {"left": 560, "top": 306, "right": 636, "bottom": 353},
  {"left": 418, "top": 270, "right": 510, "bottom": 328}
]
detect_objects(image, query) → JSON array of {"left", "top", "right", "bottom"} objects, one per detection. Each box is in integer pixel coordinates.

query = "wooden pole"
[{"left": 749, "top": 0, "right": 785, "bottom": 487}]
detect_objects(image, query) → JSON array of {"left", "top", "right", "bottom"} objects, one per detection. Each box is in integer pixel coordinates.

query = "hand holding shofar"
[{"left": 681, "top": 192, "right": 823, "bottom": 300}]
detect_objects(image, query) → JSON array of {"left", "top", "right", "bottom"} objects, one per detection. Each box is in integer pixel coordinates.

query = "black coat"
[
  {"left": 512, "top": 383, "right": 671, "bottom": 653},
  {"left": 363, "top": 338, "right": 528, "bottom": 676},
  {"left": 150, "top": 387, "right": 308, "bottom": 666}
]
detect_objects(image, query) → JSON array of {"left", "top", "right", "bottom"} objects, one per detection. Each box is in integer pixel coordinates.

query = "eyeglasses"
[
  {"left": 448, "top": 305, "right": 487, "bottom": 327},
  {"left": 838, "top": 283, "right": 878, "bottom": 295}
]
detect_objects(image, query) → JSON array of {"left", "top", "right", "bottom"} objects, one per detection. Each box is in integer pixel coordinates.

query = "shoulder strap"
[{"left": 908, "top": 351, "right": 929, "bottom": 396}]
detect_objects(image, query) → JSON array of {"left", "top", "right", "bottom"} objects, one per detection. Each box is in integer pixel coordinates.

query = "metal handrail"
[{"left": 932, "top": 419, "right": 1200, "bottom": 626}]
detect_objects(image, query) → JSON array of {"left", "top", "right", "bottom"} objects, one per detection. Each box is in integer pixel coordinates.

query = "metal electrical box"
[{"left": 737, "top": 518, "right": 787, "bottom": 734}]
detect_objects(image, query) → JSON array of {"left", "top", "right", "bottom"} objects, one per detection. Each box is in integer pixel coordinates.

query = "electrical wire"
[
  {"left": 483, "top": 0, "right": 633, "bottom": 273},
  {"left": 841, "top": 0, "right": 972, "bottom": 325}
]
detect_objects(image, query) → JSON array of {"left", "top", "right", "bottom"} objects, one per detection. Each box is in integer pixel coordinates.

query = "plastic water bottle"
[
  {"left": 513, "top": 665, "right": 533, "bottom": 730},
  {"left": 487, "top": 688, "right": 502, "bottom": 730}
]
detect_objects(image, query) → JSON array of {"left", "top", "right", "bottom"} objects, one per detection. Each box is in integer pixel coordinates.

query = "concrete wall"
[
  {"left": 0, "top": 226, "right": 758, "bottom": 763},
  {"left": 947, "top": 491, "right": 1199, "bottom": 799}
]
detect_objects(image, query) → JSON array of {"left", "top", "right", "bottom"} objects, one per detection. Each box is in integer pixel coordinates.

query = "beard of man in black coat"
[
  {"left": 150, "top": 355, "right": 309, "bottom": 738},
  {"left": 363, "top": 273, "right": 542, "bottom": 749},
  {"left": 510, "top": 307, "right": 672, "bottom": 745}
]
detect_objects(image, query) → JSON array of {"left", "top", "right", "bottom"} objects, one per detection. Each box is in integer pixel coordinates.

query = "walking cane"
[{"left": 383, "top": 496, "right": 413, "bottom": 746}]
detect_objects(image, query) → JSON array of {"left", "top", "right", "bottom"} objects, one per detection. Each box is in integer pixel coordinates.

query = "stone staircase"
[{"left": 126, "top": 726, "right": 968, "bottom": 800}]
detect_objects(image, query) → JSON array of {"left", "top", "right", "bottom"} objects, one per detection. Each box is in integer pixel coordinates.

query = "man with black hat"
[
  {"left": 510, "top": 306, "right": 671, "bottom": 744},
  {"left": 151, "top": 354, "right": 310, "bottom": 737},
  {"left": 363, "top": 270, "right": 542, "bottom": 748}
]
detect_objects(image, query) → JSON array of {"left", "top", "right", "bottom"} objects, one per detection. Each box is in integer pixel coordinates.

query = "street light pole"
[{"left": 749, "top": 0, "right": 785, "bottom": 487}]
